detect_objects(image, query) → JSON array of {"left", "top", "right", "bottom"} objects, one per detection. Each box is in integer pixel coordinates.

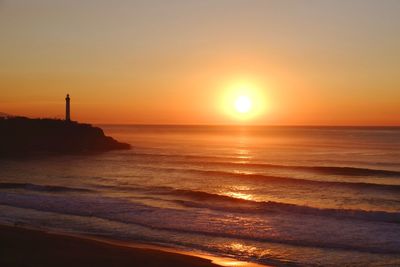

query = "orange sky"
[{"left": 1, "top": 1, "right": 399, "bottom": 125}]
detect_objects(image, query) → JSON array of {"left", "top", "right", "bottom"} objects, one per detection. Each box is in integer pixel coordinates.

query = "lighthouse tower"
[{"left": 65, "top": 94, "right": 71, "bottom": 121}]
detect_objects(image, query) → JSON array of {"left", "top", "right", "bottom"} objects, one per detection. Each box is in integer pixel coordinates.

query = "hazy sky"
[{"left": 1, "top": 0, "right": 399, "bottom": 125}]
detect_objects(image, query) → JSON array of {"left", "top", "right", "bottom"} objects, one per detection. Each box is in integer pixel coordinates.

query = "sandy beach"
[{"left": 0, "top": 225, "right": 221, "bottom": 267}]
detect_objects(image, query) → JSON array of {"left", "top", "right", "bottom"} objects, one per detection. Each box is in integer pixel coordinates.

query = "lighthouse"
[{"left": 65, "top": 94, "right": 71, "bottom": 121}]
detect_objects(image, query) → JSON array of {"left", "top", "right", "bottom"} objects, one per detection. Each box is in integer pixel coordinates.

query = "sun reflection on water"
[
  {"left": 228, "top": 242, "right": 258, "bottom": 254},
  {"left": 221, "top": 185, "right": 254, "bottom": 201},
  {"left": 232, "top": 169, "right": 255, "bottom": 175},
  {"left": 235, "top": 148, "right": 252, "bottom": 163},
  {"left": 224, "top": 192, "right": 254, "bottom": 201}
]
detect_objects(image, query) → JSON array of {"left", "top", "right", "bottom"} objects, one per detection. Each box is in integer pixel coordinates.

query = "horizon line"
[
  {"left": 3, "top": 116, "right": 399, "bottom": 127},
  {"left": 94, "top": 123, "right": 400, "bottom": 128}
]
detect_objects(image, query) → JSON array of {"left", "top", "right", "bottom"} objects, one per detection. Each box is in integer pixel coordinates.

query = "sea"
[{"left": 0, "top": 125, "right": 399, "bottom": 266}]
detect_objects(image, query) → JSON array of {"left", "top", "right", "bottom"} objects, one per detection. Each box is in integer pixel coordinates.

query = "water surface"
[{"left": 0, "top": 126, "right": 399, "bottom": 266}]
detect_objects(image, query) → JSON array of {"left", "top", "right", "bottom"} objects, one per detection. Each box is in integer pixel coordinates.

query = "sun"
[
  {"left": 235, "top": 95, "right": 252, "bottom": 113},
  {"left": 219, "top": 78, "right": 267, "bottom": 121}
]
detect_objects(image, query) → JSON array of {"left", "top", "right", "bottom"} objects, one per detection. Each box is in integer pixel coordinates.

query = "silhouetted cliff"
[{"left": 0, "top": 117, "right": 130, "bottom": 156}]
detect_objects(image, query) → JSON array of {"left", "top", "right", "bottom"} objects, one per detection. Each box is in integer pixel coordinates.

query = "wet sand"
[{"left": 0, "top": 225, "right": 220, "bottom": 267}]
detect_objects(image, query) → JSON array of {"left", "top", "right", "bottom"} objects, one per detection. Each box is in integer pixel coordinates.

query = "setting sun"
[
  {"left": 219, "top": 79, "right": 267, "bottom": 122},
  {"left": 235, "top": 96, "right": 252, "bottom": 113}
]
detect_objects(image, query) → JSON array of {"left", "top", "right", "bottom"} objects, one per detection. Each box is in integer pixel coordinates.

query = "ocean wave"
[
  {"left": 129, "top": 152, "right": 400, "bottom": 177},
  {"left": 179, "top": 161, "right": 400, "bottom": 177},
  {"left": 0, "top": 192, "right": 399, "bottom": 254},
  {"left": 1, "top": 180, "right": 398, "bottom": 223},
  {"left": 141, "top": 166, "right": 400, "bottom": 192},
  {"left": 90, "top": 184, "right": 400, "bottom": 223},
  {"left": 0, "top": 182, "right": 93, "bottom": 193},
  {"left": 156, "top": 188, "right": 400, "bottom": 223}
]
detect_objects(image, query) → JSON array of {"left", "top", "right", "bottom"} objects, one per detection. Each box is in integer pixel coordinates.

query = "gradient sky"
[{"left": 1, "top": 0, "right": 399, "bottom": 125}]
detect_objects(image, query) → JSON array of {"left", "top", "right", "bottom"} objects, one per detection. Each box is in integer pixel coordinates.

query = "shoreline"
[{"left": 0, "top": 224, "right": 265, "bottom": 267}]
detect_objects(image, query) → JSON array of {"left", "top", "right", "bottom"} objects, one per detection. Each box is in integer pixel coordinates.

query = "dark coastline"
[{"left": 0, "top": 117, "right": 130, "bottom": 157}]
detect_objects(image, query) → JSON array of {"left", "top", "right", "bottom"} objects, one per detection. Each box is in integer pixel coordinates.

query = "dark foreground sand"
[{"left": 0, "top": 225, "right": 220, "bottom": 267}]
